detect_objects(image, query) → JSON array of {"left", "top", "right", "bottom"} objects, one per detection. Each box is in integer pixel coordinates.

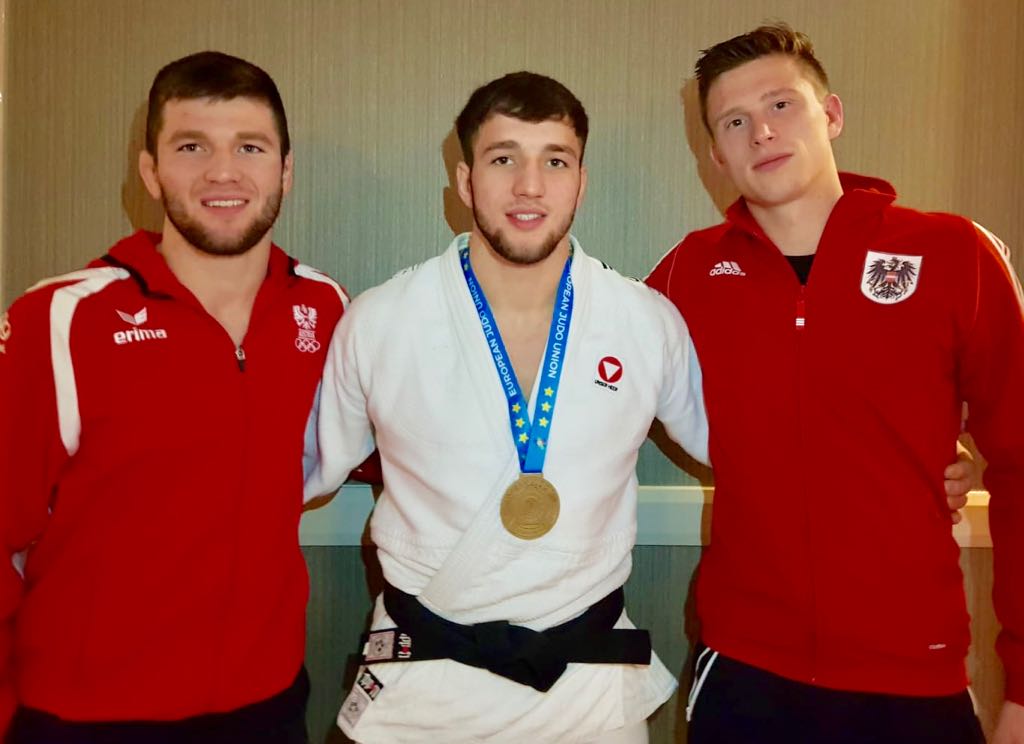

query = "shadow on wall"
[
  {"left": 122, "top": 102, "right": 165, "bottom": 233},
  {"left": 680, "top": 78, "right": 738, "bottom": 218},
  {"left": 441, "top": 129, "right": 473, "bottom": 237}
]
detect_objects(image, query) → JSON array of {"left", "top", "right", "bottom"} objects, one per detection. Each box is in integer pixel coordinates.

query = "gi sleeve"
[
  {"left": 303, "top": 297, "right": 377, "bottom": 502},
  {"left": 0, "top": 292, "right": 68, "bottom": 734},
  {"left": 956, "top": 223, "right": 1024, "bottom": 705},
  {"left": 654, "top": 296, "right": 710, "bottom": 466}
]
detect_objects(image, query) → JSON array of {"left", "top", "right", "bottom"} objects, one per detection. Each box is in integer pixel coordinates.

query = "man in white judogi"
[{"left": 305, "top": 72, "right": 709, "bottom": 743}]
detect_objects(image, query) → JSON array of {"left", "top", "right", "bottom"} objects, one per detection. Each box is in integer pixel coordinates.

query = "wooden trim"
[{"left": 299, "top": 485, "right": 991, "bottom": 548}]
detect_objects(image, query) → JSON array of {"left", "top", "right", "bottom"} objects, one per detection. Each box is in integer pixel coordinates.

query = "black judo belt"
[{"left": 361, "top": 584, "right": 651, "bottom": 692}]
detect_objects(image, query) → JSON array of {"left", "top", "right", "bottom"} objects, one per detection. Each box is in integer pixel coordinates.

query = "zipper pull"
[
  {"left": 235, "top": 346, "right": 247, "bottom": 371},
  {"left": 795, "top": 287, "right": 807, "bottom": 328}
]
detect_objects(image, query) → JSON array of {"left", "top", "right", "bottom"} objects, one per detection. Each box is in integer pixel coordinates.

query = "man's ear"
[
  {"left": 709, "top": 140, "right": 727, "bottom": 172},
  {"left": 281, "top": 151, "right": 295, "bottom": 196},
  {"left": 138, "top": 150, "right": 162, "bottom": 201},
  {"left": 456, "top": 161, "right": 473, "bottom": 210},
  {"left": 824, "top": 93, "right": 844, "bottom": 141},
  {"left": 576, "top": 164, "right": 588, "bottom": 211}
]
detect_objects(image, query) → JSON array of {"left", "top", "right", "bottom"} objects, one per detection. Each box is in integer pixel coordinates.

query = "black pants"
[
  {"left": 688, "top": 651, "right": 984, "bottom": 744},
  {"left": 6, "top": 668, "right": 309, "bottom": 744}
]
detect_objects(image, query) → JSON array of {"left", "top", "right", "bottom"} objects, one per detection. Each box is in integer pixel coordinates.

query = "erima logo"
[
  {"left": 113, "top": 307, "right": 169, "bottom": 345},
  {"left": 709, "top": 261, "right": 746, "bottom": 277},
  {"left": 117, "top": 308, "right": 148, "bottom": 326}
]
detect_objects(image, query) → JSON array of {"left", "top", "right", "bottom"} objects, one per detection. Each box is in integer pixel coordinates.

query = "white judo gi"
[{"left": 306, "top": 234, "right": 709, "bottom": 743}]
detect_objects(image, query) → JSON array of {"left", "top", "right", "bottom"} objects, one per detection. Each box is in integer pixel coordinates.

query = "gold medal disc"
[{"left": 500, "top": 474, "right": 560, "bottom": 540}]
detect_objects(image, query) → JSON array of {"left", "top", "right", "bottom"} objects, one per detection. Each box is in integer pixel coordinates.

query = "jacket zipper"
[
  {"left": 796, "top": 285, "right": 807, "bottom": 328},
  {"left": 235, "top": 345, "right": 246, "bottom": 372}
]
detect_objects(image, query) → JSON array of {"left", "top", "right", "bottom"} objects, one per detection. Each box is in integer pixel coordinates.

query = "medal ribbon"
[{"left": 460, "top": 245, "right": 574, "bottom": 474}]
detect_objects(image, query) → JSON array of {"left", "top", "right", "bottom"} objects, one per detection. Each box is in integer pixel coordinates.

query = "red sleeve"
[
  {"left": 957, "top": 223, "right": 1024, "bottom": 704},
  {"left": 349, "top": 450, "right": 383, "bottom": 486},
  {"left": 0, "top": 291, "right": 69, "bottom": 733},
  {"left": 644, "top": 242, "right": 683, "bottom": 297}
]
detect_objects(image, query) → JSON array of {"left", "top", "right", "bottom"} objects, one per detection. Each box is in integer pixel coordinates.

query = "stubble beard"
[
  {"left": 471, "top": 203, "right": 576, "bottom": 266},
  {"left": 161, "top": 186, "right": 283, "bottom": 257}
]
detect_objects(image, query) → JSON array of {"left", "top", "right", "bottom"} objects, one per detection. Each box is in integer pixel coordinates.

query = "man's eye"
[
  {"left": 548, "top": 158, "right": 568, "bottom": 168},
  {"left": 240, "top": 144, "right": 265, "bottom": 154},
  {"left": 725, "top": 118, "right": 744, "bottom": 130},
  {"left": 774, "top": 100, "right": 790, "bottom": 110},
  {"left": 178, "top": 143, "right": 201, "bottom": 152},
  {"left": 492, "top": 155, "right": 512, "bottom": 165}
]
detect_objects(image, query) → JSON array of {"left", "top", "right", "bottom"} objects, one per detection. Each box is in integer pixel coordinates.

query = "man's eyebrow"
[
  {"left": 480, "top": 141, "right": 579, "bottom": 158},
  {"left": 165, "top": 129, "right": 209, "bottom": 141},
  {"left": 164, "top": 130, "right": 275, "bottom": 145},
  {"left": 713, "top": 88, "right": 801, "bottom": 127},
  {"left": 761, "top": 87, "right": 799, "bottom": 101},
  {"left": 236, "top": 131, "right": 275, "bottom": 145},
  {"left": 543, "top": 143, "right": 579, "bottom": 157},
  {"left": 481, "top": 140, "right": 520, "bottom": 154}
]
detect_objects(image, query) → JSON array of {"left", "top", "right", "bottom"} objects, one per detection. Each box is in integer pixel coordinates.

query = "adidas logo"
[{"left": 709, "top": 261, "right": 746, "bottom": 277}]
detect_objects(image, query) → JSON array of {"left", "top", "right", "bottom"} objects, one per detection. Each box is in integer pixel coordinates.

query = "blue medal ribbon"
[{"left": 460, "top": 245, "right": 574, "bottom": 474}]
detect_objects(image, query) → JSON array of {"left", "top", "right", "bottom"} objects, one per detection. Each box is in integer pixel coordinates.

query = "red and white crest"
[
  {"left": 292, "top": 304, "right": 321, "bottom": 353},
  {"left": 861, "top": 251, "right": 923, "bottom": 305}
]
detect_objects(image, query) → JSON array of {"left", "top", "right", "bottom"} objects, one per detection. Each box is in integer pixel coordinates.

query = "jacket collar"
[
  {"left": 724, "top": 172, "right": 897, "bottom": 243},
  {"left": 97, "top": 230, "right": 294, "bottom": 299}
]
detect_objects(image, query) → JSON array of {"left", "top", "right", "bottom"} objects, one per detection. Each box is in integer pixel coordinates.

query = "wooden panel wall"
[{"left": 4, "top": 0, "right": 1021, "bottom": 484}]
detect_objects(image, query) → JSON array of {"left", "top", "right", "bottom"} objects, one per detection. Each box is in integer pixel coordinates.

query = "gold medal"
[{"left": 500, "top": 473, "right": 560, "bottom": 540}]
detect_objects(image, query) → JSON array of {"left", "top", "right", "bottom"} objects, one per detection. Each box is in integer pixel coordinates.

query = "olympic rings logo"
[{"left": 295, "top": 337, "right": 321, "bottom": 353}]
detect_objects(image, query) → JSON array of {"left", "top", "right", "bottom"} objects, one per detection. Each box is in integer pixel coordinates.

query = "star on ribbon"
[
  {"left": 515, "top": 417, "right": 525, "bottom": 428},
  {"left": 518, "top": 433, "right": 529, "bottom": 443},
  {"left": 541, "top": 401, "right": 551, "bottom": 412},
  {"left": 512, "top": 403, "right": 521, "bottom": 413},
  {"left": 536, "top": 438, "right": 546, "bottom": 448},
  {"left": 538, "top": 417, "right": 549, "bottom": 427},
  {"left": 544, "top": 387, "right": 554, "bottom": 397}
]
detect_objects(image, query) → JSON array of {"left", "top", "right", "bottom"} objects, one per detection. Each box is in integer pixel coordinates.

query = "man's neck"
[
  {"left": 467, "top": 232, "right": 570, "bottom": 317},
  {"left": 748, "top": 171, "right": 844, "bottom": 256},
  {"left": 467, "top": 231, "right": 571, "bottom": 401},
  {"left": 158, "top": 222, "right": 272, "bottom": 344}
]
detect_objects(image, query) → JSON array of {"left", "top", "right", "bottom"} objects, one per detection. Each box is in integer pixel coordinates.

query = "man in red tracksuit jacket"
[
  {"left": 0, "top": 52, "right": 346, "bottom": 742},
  {"left": 647, "top": 23, "right": 1024, "bottom": 744}
]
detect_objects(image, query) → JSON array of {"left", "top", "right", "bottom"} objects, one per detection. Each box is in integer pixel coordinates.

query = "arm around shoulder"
[
  {"left": 302, "top": 295, "right": 377, "bottom": 502},
  {"left": 653, "top": 296, "right": 710, "bottom": 467}
]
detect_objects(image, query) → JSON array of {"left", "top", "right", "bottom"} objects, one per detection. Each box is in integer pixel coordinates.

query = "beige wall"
[
  {"left": 3, "top": 0, "right": 1021, "bottom": 486},
  {"left": 3, "top": 0, "right": 1021, "bottom": 295},
  {"left": 2, "top": 3, "right": 1020, "bottom": 741}
]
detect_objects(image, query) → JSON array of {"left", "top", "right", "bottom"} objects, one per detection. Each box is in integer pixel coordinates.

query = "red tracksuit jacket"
[
  {"left": 0, "top": 231, "right": 346, "bottom": 730},
  {"left": 647, "top": 174, "right": 1024, "bottom": 703}
]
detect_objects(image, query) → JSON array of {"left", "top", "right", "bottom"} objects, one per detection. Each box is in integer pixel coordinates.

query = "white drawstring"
[{"left": 686, "top": 647, "right": 720, "bottom": 722}]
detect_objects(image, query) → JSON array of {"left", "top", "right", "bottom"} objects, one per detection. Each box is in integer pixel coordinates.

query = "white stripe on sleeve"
[{"left": 48, "top": 268, "right": 130, "bottom": 456}]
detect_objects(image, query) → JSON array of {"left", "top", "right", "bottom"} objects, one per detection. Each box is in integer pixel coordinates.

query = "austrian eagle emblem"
[{"left": 861, "top": 251, "right": 923, "bottom": 304}]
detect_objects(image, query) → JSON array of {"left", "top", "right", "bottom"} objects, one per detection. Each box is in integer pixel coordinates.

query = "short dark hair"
[
  {"left": 145, "top": 51, "right": 290, "bottom": 160},
  {"left": 455, "top": 71, "right": 589, "bottom": 165},
  {"left": 696, "top": 22, "right": 830, "bottom": 133}
]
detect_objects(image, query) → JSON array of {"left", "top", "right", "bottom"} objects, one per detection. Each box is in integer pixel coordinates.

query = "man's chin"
[
  {"left": 193, "top": 236, "right": 260, "bottom": 257},
  {"left": 492, "top": 234, "right": 565, "bottom": 266},
  {"left": 169, "top": 217, "right": 273, "bottom": 257}
]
